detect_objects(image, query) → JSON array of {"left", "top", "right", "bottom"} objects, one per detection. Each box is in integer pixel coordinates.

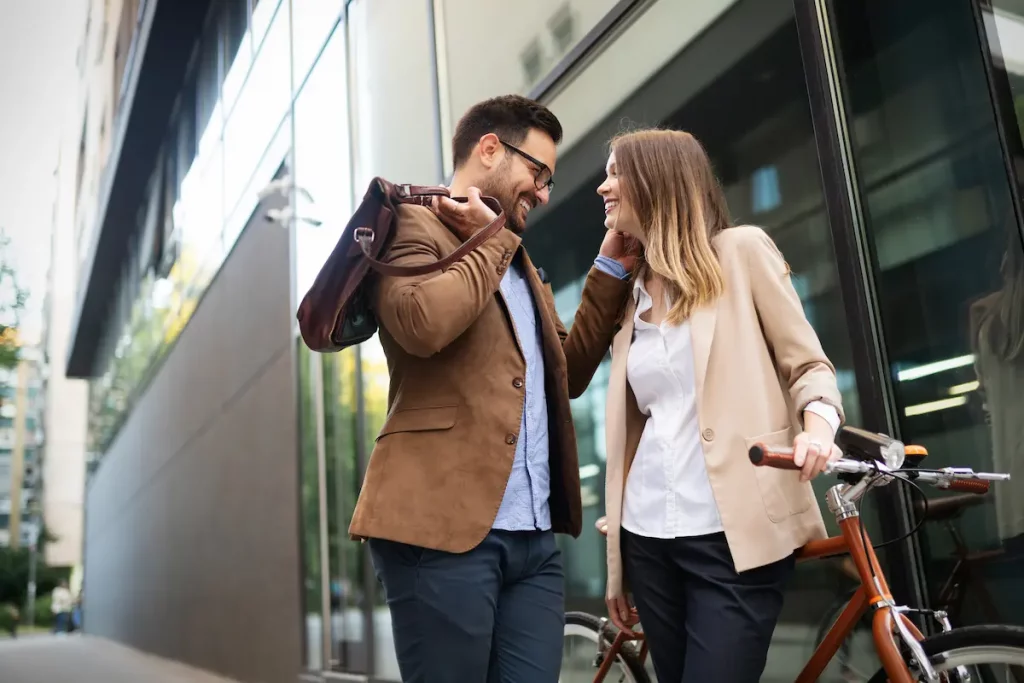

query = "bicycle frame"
[
  {"left": 795, "top": 506, "right": 923, "bottom": 683},
  {"left": 593, "top": 617, "right": 648, "bottom": 680}
]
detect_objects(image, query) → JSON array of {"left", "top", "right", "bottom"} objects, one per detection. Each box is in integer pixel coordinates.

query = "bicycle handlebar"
[
  {"left": 748, "top": 443, "right": 1009, "bottom": 495},
  {"left": 748, "top": 443, "right": 802, "bottom": 470}
]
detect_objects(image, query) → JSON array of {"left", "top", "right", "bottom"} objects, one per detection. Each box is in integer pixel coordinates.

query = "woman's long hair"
[
  {"left": 972, "top": 235, "right": 1024, "bottom": 363},
  {"left": 610, "top": 128, "right": 731, "bottom": 324}
]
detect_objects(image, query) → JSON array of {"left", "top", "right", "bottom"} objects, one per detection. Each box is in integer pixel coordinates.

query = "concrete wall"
[{"left": 82, "top": 204, "right": 302, "bottom": 683}]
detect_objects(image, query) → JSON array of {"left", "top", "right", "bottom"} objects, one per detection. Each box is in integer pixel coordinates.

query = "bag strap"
[{"left": 354, "top": 185, "right": 507, "bottom": 278}]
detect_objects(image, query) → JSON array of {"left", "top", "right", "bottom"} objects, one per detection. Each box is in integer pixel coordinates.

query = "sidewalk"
[{"left": 0, "top": 634, "right": 241, "bottom": 683}]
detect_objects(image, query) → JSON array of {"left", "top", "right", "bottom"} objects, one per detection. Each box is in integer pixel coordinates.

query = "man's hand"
[
  {"left": 599, "top": 229, "right": 641, "bottom": 271},
  {"left": 432, "top": 186, "right": 499, "bottom": 242}
]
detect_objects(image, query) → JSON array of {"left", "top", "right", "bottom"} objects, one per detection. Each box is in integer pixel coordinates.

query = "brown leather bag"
[{"left": 296, "top": 177, "right": 506, "bottom": 352}]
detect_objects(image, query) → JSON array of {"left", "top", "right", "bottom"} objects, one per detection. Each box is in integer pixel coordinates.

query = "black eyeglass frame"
[{"left": 499, "top": 139, "right": 555, "bottom": 192}]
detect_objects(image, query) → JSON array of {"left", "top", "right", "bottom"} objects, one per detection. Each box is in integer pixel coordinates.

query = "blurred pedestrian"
[{"left": 51, "top": 580, "right": 73, "bottom": 634}]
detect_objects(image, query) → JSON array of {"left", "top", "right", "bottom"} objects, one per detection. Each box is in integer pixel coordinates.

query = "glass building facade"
[{"left": 84, "top": 0, "right": 1024, "bottom": 680}]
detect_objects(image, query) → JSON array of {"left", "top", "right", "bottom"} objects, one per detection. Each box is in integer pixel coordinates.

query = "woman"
[{"left": 596, "top": 129, "right": 845, "bottom": 682}]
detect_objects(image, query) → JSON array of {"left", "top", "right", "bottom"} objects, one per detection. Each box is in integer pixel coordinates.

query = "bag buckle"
[{"left": 354, "top": 226, "right": 375, "bottom": 256}]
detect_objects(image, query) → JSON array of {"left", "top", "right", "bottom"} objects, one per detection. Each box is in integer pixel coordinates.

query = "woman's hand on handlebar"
[
  {"left": 606, "top": 592, "right": 638, "bottom": 633},
  {"left": 792, "top": 422, "right": 842, "bottom": 482}
]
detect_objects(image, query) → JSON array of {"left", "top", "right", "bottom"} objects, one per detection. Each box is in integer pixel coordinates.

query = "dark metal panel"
[
  {"left": 67, "top": 0, "right": 215, "bottom": 378},
  {"left": 792, "top": 0, "right": 930, "bottom": 614}
]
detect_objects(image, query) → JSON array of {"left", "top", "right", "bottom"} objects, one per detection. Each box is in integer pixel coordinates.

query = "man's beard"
[{"left": 480, "top": 175, "right": 530, "bottom": 235}]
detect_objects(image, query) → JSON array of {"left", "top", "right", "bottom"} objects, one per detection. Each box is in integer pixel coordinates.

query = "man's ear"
[{"left": 477, "top": 133, "right": 502, "bottom": 169}]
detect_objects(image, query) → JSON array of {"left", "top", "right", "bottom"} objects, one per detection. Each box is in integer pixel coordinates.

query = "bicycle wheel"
[
  {"left": 866, "top": 624, "right": 1024, "bottom": 682},
  {"left": 561, "top": 611, "right": 650, "bottom": 683}
]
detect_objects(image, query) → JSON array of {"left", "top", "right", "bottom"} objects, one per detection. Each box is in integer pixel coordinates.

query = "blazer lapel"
[
  {"left": 690, "top": 301, "right": 719, "bottom": 404},
  {"left": 606, "top": 297, "right": 636, "bottom": 472},
  {"left": 520, "top": 251, "right": 562, "bottom": 368},
  {"left": 494, "top": 251, "right": 528, "bottom": 361}
]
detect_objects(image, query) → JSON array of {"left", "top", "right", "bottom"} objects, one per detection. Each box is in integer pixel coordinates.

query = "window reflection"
[{"left": 833, "top": 0, "right": 1024, "bottom": 630}]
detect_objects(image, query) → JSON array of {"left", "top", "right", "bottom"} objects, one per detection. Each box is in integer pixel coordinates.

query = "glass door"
[{"left": 797, "top": 0, "right": 1024, "bottom": 647}]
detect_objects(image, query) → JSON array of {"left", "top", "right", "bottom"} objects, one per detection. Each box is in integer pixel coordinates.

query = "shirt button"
[
  {"left": 512, "top": 378, "right": 524, "bottom": 389},
  {"left": 702, "top": 428, "right": 715, "bottom": 442},
  {"left": 506, "top": 434, "right": 517, "bottom": 445}
]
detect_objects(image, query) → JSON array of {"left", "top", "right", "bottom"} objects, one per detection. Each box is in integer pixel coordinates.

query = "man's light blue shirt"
[{"left": 492, "top": 254, "right": 630, "bottom": 531}]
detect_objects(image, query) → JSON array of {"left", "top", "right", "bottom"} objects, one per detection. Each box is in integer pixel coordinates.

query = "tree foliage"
[
  {"left": 0, "top": 229, "right": 28, "bottom": 370},
  {"left": 0, "top": 539, "right": 70, "bottom": 609}
]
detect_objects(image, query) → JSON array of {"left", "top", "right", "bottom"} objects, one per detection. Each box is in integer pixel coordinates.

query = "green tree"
[
  {"left": 0, "top": 527, "right": 68, "bottom": 610},
  {"left": 0, "top": 229, "right": 28, "bottom": 369}
]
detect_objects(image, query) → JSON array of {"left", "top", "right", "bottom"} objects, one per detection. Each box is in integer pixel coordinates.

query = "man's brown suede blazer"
[{"left": 348, "top": 204, "right": 631, "bottom": 553}]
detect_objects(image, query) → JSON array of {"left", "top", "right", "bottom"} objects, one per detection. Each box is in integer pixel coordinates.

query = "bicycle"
[{"left": 560, "top": 425, "right": 1024, "bottom": 682}]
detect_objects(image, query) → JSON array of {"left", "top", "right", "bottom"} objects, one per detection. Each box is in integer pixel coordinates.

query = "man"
[{"left": 348, "top": 94, "right": 635, "bottom": 681}]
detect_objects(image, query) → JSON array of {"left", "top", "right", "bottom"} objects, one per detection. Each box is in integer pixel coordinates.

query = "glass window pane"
[
  {"left": 440, "top": 0, "right": 621, "bottom": 127},
  {"left": 357, "top": 335, "right": 401, "bottom": 681},
  {"left": 250, "top": 0, "right": 281, "bottom": 52},
  {"left": 223, "top": 5, "right": 290, "bottom": 218},
  {"left": 322, "top": 349, "right": 368, "bottom": 674},
  {"left": 983, "top": 0, "right": 1024, "bottom": 213},
  {"left": 988, "top": 2, "right": 1024, "bottom": 137},
  {"left": 297, "top": 344, "right": 325, "bottom": 671},
  {"left": 833, "top": 0, "right": 1024, "bottom": 630},
  {"left": 293, "top": 24, "right": 351, "bottom": 312},
  {"left": 291, "top": 0, "right": 345, "bottom": 92},
  {"left": 526, "top": 1, "right": 863, "bottom": 680},
  {"left": 348, "top": 0, "right": 442, "bottom": 187},
  {"left": 546, "top": 0, "right": 741, "bottom": 153},
  {"left": 222, "top": 0, "right": 248, "bottom": 79}
]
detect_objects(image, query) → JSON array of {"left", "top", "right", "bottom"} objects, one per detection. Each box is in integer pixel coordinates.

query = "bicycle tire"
[
  {"left": 866, "top": 624, "right": 1024, "bottom": 682},
  {"left": 562, "top": 611, "right": 650, "bottom": 683}
]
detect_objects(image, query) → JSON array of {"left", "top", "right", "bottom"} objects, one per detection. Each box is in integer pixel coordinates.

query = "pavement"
[{"left": 0, "top": 634, "right": 241, "bottom": 683}]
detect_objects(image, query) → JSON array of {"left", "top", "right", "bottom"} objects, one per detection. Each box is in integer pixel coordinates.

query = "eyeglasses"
[{"left": 499, "top": 140, "right": 555, "bottom": 192}]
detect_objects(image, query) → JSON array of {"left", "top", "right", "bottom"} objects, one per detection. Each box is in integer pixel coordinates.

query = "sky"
[{"left": 0, "top": 1, "right": 87, "bottom": 345}]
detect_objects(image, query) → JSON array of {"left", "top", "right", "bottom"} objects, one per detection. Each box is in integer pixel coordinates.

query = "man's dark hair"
[{"left": 451, "top": 95, "right": 563, "bottom": 169}]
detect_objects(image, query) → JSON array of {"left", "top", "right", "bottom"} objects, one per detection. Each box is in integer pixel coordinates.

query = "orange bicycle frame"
[{"left": 795, "top": 517, "right": 922, "bottom": 683}]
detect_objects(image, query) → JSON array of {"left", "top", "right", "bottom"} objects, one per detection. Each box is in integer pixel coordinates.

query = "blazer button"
[
  {"left": 506, "top": 434, "right": 517, "bottom": 445},
  {"left": 702, "top": 428, "right": 715, "bottom": 442},
  {"left": 512, "top": 378, "right": 524, "bottom": 389}
]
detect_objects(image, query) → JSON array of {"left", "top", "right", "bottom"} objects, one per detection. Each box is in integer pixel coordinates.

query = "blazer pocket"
[
  {"left": 744, "top": 426, "right": 812, "bottom": 522},
  {"left": 377, "top": 405, "right": 458, "bottom": 439}
]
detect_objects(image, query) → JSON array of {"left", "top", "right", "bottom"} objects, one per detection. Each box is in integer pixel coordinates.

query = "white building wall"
[{"left": 42, "top": 0, "right": 123, "bottom": 569}]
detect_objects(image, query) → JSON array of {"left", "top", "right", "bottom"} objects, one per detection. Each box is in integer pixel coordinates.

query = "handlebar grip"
[
  {"left": 945, "top": 479, "right": 991, "bottom": 495},
  {"left": 748, "top": 443, "right": 802, "bottom": 470}
]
